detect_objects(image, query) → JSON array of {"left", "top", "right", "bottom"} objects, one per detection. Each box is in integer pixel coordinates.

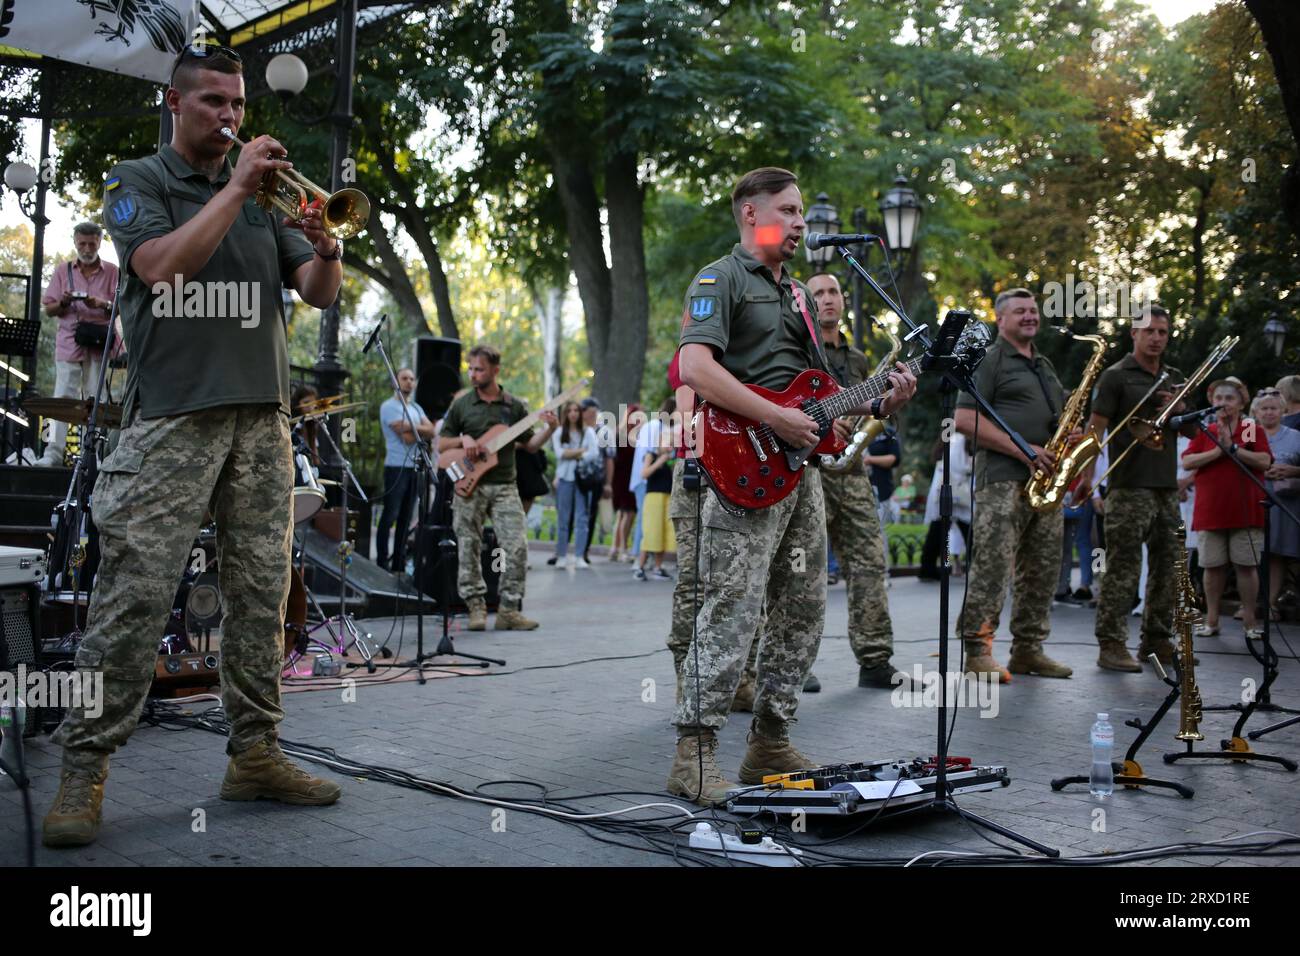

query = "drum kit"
[{"left": 28, "top": 388, "right": 381, "bottom": 676}]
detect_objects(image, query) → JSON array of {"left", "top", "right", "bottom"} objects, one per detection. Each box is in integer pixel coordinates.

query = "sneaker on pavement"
[{"left": 634, "top": 567, "right": 647, "bottom": 581}]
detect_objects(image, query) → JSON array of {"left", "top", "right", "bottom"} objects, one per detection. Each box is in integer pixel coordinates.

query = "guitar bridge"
[{"left": 745, "top": 427, "right": 768, "bottom": 462}]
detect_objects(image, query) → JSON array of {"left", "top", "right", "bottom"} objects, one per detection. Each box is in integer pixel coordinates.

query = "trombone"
[
  {"left": 220, "top": 127, "right": 370, "bottom": 239},
  {"left": 1092, "top": 335, "right": 1239, "bottom": 490}
]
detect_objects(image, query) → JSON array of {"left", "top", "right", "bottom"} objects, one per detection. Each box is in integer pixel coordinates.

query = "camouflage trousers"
[
  {"left": 822, "top": 468, "right": 893, "bottom": 668},
  {"left": 1095, "top": 488, "right": 1182, "bottom": 649},
  {"left": 957, "top": 480, "right": 1063, "bottom": 651},
  {"left": 52, "top": 406, "right": 294, "bottom": 773},
  {"left": 668, "top": 461, "right": 764, "bottom": 710},
  {"left": 452, "top": 481, "right": 528, "bottom": 610},
  {"left": 675, "top": 469, "right": 826, "bottom": 732},
  {"left": 667, "top": 460, "right": 700, "bottom": 676}
]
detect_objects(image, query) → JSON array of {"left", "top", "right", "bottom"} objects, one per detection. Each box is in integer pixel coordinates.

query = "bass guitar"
[{"left": 440, "top": 380, "right": 588, "bottom": 497}]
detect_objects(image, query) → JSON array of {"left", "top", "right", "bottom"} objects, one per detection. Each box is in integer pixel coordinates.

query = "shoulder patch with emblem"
[
  {"left": 696, "top": 272, "right": 718, "bottom": 285},
  {"left": 105, "top": 176, "right": 121, "bottom": 191},
  {"left": 109, "top": 187, "right": 140, "bottom": 228},
  {"left": 690, "top": 296, "right": 717, "bottom": 320}
]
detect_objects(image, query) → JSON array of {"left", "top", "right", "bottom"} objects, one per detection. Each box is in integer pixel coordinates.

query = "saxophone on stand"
[{"left": 1173, "top": 521, "right": 1205, "bottom": 742}]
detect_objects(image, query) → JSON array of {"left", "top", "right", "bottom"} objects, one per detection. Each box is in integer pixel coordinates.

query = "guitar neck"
[
  {"left": 820, "top": 355, "right": 925, "bottom": 418},
  {"left": 483, "top": 382, "right": 586, "bottom": 454}
]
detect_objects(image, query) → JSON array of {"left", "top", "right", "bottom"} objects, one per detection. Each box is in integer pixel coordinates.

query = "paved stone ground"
[{"left": 3, "top": 546, "right": 1298, "bottom": 867}]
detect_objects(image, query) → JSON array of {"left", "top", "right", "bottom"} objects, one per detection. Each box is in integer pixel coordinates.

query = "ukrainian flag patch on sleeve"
[
  {"left": 696, "top": 273, "right": 717, "bottom": 285},
  {"left": 105, "top": 176, "right": 121, "bottom": 191}
]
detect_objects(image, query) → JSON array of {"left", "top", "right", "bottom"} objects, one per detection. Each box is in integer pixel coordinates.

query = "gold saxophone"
[
  {"left": 1174, "top": 521, "right": 1205, "bottom": 742},
  {"left": 1024, "top": 329, "right": 1110, "bottom": 511},
  {"left": 821, "top": 324, "right": 903, "bottom": 474}
]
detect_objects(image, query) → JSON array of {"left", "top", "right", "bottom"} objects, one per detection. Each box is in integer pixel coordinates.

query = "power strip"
[{"left": 687, "top": 822, "right": 804, "bottom": 867}]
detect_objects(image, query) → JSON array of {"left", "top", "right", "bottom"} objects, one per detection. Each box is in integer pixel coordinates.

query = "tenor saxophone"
[
  {"left": 1024, "top": 329, "right": 1110, "bottom": 511},
  {"left": 1174, "top": 521, "right": 1205, "bottom": 742},
  {"left": 821, "top": 324, "right": 903, "bottom": 474}
]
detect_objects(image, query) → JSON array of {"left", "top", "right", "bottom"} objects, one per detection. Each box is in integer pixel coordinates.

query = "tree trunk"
[
  {"left": 601, "top": 149, "right": 650, "bottom": 408},
  {"left": 548, "top": 145, "right": 612, "bottom": 377},
  {"left": 533, "top": 283, "right": 566, "bottom": 399},
  {"left": 369, "top": 220, "right": 429, "bottom": 332},
  {"left": 365, "top": 114, "right": 459, "bottom": 339}
]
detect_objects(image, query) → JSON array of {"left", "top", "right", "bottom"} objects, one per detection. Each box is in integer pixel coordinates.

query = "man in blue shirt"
[{"left": 376, "top": 367, "right": 436, "bottom": 571}]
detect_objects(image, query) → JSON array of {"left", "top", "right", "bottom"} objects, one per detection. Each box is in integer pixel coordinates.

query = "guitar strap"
[{"left": 790, "top": 283, "right": 830, "bottom": 373}]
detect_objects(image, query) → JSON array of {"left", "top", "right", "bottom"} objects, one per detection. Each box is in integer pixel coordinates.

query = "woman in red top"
[{"left": 1182, "top": 377, "right": 1273, "bottom": 639}]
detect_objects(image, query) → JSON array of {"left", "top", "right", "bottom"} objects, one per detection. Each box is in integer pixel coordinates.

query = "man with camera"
[{"left": 38, "top": 222, "right": 119, "bottom": 466}]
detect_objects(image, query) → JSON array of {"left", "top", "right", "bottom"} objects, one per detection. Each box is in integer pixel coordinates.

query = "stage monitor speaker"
[
  {"left": 418, "top": 524, "right": 500, "bottom": 613},
  {"left": 414, "top": 337, "right": 462, "bottom": 421},
  {"left": 0, "top": 586, "right": 39, "bottom": 669}
]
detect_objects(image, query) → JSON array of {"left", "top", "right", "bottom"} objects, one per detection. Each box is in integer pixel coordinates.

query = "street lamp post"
[
  {"left": 1263, "top": 316, "right": 1288, "bottom": 359},
  {"left": 806, "top": 178, "right": 924, "bottom": 351}
]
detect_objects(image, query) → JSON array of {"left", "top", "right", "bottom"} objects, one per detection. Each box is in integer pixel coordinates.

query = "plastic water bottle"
[{"left": 1090, "top": 713, "right": 1114, "bottom": 797}]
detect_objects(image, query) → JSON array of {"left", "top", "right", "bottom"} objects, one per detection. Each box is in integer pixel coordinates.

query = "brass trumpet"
[
  {"left": 1092, "top": 335, "right": 1238, "bottom": 490},
  {"left": 220, "top": 127, "right": 370, "bottom": 239}
]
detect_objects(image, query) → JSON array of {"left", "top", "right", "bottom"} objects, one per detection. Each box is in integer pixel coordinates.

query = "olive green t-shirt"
[
  {"left": 823, "top": 335, "right": 871, "bottom": 389},
  {"left": 440, "top": 388, "right": 530, "bottom": 485},
  {"left": 956, "top": 334, "right": 1065, "bottom": 490},
  {"left": 104, "top": 144, "right": 316, "bottom": 422},
  {"left": 1091, "top": 354, "right": 1183, "bottom": 490},
  {"left": 677, "top": 244, "right": 826, "bottom": 391}
]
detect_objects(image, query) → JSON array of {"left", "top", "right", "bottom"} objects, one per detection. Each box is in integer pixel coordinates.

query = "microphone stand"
[
  {"left": 1171, "top": 416, "right": 1299, "bottom": 769},
  {"left": 835, "top": 243, "right": 1059, "bottom": 857},
  {"left": 51, "top": 282, "right": 123, "bottom": 637},
  {"left": 310, "top": 419, "right": 380, "bottom": 672},
  {"left": 368, "top": 327, "right": 499, "bottom": 679}
]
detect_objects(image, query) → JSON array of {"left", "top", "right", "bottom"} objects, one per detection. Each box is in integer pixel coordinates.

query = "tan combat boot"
[
  {"left": 965, "top": 638, "right": 1011, "bottom": 684},
  {"left": 43, "top": 763, "right": 108, "bottom": 848},
  {"left": 220, "top": 739, "right": 342, "bottom": 805},
  {"left": 1007, "top": 643, "right": 1073, "bottom": 678},
  {"left": 666, "top": 731, "right": 734, "bottom": 806},
  {"left": 1097, "top": 641, "right": 1142, "bottom": 672},
  {"left": 730, "top": 673, "right": 756, "bottom": 712},
  {"left": 467, "top": 598, "right": 488, "bottom": 631},
  {"left": 737, "top": 719, "right": 814, "bottom": 784},
  {"left": 495, "top": 606, "right": 539, "bottom": 630}
]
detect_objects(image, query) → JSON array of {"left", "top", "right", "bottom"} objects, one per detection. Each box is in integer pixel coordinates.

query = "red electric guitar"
[{"left": 692, "top": 324, "right": 987, "bottom": 511}]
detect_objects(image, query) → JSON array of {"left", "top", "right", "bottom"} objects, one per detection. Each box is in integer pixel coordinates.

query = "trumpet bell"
[{"left": 322, "top": 188, "right": 370, "bottom": 240}]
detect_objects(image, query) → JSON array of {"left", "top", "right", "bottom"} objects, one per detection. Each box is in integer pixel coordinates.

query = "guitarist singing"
[
  {"left": 667, "top": 167, "right": 916, "bottom": 806},
  {"left": 438, "top": 344, "right": 558, "bottom": 631}
]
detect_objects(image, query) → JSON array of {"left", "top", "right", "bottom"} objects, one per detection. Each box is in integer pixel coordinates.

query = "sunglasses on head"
[
  {"left": 170, "top": 43, "right": 242, "bottom": 85},
  {"left": 1257, "top": 388, "right": 1281, "bottom": 396}
]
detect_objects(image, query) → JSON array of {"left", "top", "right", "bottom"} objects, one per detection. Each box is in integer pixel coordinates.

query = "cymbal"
[{"left": 23, "top": 396, "right": 122, "bottom": 428}]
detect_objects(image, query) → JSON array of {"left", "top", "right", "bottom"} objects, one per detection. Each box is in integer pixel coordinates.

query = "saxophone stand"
[
  {"left": 1051, "top": 652, "right": 1193, "bottom": 797},
  {"left": 839, "top": 244, "right": 1058, "bottom": 857},
  {"left": 1168, "top": 422, "right": 1298, "bottom": 770}
]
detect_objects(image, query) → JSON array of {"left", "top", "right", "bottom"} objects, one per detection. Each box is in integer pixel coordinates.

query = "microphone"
[
  {"left": 804, "top": 232, "right": 881, "bottom": 251},
  {"left": 1168, "top": 405, "right": 1222, "bottom": 427},
  {"left": 362, "top": 313, "right": 387, "bottom": 355}
]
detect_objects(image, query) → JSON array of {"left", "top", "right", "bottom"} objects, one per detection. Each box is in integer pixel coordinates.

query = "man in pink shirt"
[{"left": 38, "top": 222, "right": 119, "bottom": 466}]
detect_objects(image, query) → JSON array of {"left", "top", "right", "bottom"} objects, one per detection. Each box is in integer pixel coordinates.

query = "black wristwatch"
[
  {"left": 871, "top": 397, "right": 886, "bottom": 420},
  {"left": 316, "top": 240, "right": 343, "bottom": 261}
]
